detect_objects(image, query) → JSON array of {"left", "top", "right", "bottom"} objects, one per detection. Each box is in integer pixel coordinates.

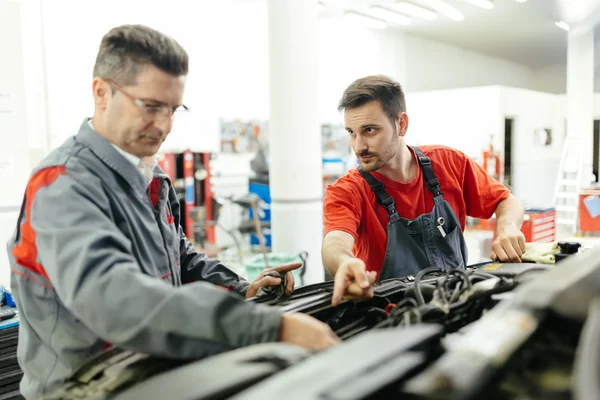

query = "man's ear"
[
  {"left": 397, "top": 112, "right": 409, "bottom": 137},
  {"left": 92, "top": 78, "right": 110, "bottom": 110}
]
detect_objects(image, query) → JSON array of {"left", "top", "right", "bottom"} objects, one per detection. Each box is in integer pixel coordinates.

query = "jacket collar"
[{"left": 75, "top": 118, "right": 150, "bottom": 194}]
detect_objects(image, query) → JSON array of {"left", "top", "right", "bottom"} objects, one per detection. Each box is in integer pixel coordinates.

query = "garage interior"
[{"left": 2, "top": 0, "right": 600, "bottom": 399}]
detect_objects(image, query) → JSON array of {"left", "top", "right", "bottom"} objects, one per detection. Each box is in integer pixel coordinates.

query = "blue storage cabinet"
[{"left": 248, "top": 182, "right": 272, "bottom": 248}]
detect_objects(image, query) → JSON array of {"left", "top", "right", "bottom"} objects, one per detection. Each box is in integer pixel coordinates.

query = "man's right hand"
[
  {"left": 279, "top": 313, "right": 340, "bottom": 350},
  {"left": 331, "top": 257, "right": 377, "bottom": 307}
]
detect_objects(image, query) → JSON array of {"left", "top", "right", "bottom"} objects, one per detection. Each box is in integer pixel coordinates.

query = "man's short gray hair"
[{"left": 93, "top": 24, "right": 189, "bottom": 86}]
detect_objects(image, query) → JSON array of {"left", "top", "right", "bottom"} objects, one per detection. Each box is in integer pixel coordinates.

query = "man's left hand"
[
  {"left": 491, "top": 224, "right": 527, "bottom": 263},
  {"left": 245, "top": 263, "right": 302, "bottom": 298}
]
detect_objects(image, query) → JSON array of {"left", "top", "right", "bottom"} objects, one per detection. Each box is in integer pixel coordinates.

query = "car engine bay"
[
  {"left": 38, "top": 246, "right": 600, "bottom": 400},
  {"left": 255, "top": 262, "right": 545, "bottom": 340}
]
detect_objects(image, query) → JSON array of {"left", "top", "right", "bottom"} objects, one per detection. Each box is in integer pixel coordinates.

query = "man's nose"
[
  {"left": 353, "top": 135, "right": 367, "bottom": 152},
  {"left": 154, "top": 117, "right": 173, "bottom": 135}
]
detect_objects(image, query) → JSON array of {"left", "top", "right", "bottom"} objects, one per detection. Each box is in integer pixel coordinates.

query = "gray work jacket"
[{"left": 7, "top": 120, "right": 282, "bottom": 399}]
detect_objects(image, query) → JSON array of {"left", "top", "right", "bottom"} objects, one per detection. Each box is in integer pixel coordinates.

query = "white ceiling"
[{"left": 319, "top": 0, "right": 600, "bottom": 68}]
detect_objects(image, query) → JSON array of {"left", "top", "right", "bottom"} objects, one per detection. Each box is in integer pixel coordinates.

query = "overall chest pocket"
[{"left": 435, "top": 225, "right": 466, "bottom": 270}]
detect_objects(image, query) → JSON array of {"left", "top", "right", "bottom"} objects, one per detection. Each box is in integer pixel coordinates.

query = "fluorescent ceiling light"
[
  {"left": 368, "top": 6, "right": 411, "bottom": 25},
  {"left": 458, "top": 0, "right": 494, "bottom": 9},
  {"left": 396, "top": 2, "right": 437, "bottom": 20},
  {"left": 555, "top": 20, "right": 570, "bottom": 31},
  {"left": 515, "top": 0, "right": 527, "bottom": 2},
  {"left": 344, "top": 12, "right": 388, "bottom": 30},
  {"left": 418, "top": 0, "right": 464, "bottom": 21}
]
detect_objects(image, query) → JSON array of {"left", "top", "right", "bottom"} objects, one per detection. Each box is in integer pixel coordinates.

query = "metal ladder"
[{"left": 553, "top": 136, "right": 582, "bottom": 235}]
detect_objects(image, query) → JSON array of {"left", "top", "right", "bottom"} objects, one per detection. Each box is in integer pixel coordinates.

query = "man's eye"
[
  {"left": 144, "top": 106, "right": 162, "bottom": 114},
  {"left": 366, "top": 128, "right": 375, "bottom": 134}
]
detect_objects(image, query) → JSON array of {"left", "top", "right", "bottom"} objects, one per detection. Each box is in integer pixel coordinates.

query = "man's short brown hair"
[
  {"left": 93, "top": 24, "right": 189, "bottom": 86},
  {"left": 338, "top": 75, "right": 406, "bottom": 126}
]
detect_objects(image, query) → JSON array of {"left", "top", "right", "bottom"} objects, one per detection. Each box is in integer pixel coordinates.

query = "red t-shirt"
[{"left": 323, "top": 145, "right": 510, "bottom": 276}]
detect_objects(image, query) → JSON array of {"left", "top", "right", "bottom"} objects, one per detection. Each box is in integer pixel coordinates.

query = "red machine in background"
[
  {"left": 482, "top": 144, "right": 502, "bottom": 181},
  {"left": 157, "top": 151, "right": 216, "bottom": 247}
]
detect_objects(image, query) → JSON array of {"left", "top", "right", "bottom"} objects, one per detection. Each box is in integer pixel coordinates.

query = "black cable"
[
  {"left": 441, "top": 276, "right": 460, "bottom": 300},
  {"left": 448, "top": 268, "right": 472, "bottom": 290},
  {"left": 414, "top": 267, "right": 447, "bottom": 305},
  {"left": 436, "top": 276, "right": 451, "bottom": 304},
  {"left": 373, "top": 307, "right": 412, "bottom": 329},
  {"left": 373, "top": 298, "right": 420, "bottom": 329},
  {"left": 573, "top": 297, "right": 600, "bottom": 400},
  {"left": 431, "top": 268, "right": 471, "bottom": 306},
  {"left": 396, "top": 297, "right": 418, "bottom": 309}
]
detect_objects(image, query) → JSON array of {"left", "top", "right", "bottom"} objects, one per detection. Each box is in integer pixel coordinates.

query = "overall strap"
[
  {"left": 357, "top": 168, "right": 398, "bottom": 217},
  {"left": 412, "top": 146, "right": 443, "bottom": 197}
]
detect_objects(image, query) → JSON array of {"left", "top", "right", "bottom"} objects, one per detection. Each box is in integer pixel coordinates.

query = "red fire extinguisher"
[{"left": 482, "top": 144, "right": 501, "bottom": 180}]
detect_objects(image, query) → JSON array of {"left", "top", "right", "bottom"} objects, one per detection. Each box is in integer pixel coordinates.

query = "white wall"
[
  {"left": 319, "top": 20, "right": 401, "bottom": 123},
  {"left": 500, "top": 88, "right": 566, "bottom": 209},
  {"left": 404, "top": 86, "right": 568, "bottom": 210},
  {"left": 532, "top": 64, "right": 568, "bottom": 94},
  {"left": 319, "top": 29, "right": 537, "bottom": 122},
  {"left": 405, "top": 86, "right": 503, "bottom": 160},
  {"left": 400, "top": 34, "right": 535, "bottom": 93},
  {"left": 0, "top": 0, "right": 28, "bottom": 204},
  {"left": 401, "top": 85, "right": 600, "bottom": 211},
  {"left": 41, "top": 0, "right": 237, "bottom": 153},
  {"left": 0, "top": 0, "right": 38, "bottom": 286},
  {"left": 594, "top": 94, "right": 600, "bottom": 117},
  {"left": 533, "top": 63, "right": 600, "bottom": 94}
]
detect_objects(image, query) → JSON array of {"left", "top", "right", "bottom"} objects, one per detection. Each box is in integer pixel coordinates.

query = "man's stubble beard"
[{"left": 363, "top": 137, "right": 398, "bottom": 173}]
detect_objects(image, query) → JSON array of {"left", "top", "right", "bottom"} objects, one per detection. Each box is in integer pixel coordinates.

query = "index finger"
[
  {"left": 269, "top": 263, "right": 303, "bottom": 274},
  {"left": 332, "top": 271, "right": 349, "bottom": 307}
]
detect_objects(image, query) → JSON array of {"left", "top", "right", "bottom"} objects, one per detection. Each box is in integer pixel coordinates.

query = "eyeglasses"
[{"left": 104, "top": 79, "right": 189, "bottom": 121}]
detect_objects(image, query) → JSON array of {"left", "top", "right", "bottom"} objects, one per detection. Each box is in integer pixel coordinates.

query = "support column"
[
  {"left": 267, "top": 0, "right": 323, "bottom": 285},
  {"left": 566, "top": 27, "right": 595, "bottom": 183}
]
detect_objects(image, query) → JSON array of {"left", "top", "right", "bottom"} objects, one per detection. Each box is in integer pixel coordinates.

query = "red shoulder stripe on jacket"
[{"left": 12, "top": 166, "right": 66, "bottom": 282}]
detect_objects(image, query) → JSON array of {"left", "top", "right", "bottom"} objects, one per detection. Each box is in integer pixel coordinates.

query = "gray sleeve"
[
  {"left": 179, "top": 228, "right": 251, "bottom": 295},
  {"left": 31, "top": 173, "right": 281, "bottom": 358}
]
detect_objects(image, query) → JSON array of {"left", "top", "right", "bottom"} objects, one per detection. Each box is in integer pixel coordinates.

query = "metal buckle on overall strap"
[
  {"left": 381, "top": 197, "right": 397, "bottom": 215},
  {"left": 418, "top": 156, "right": 432, "bottom": 166},
  {"left": 428, "top": 179, "right": 442, "bottom": 197},
  {"left": 427, "top": 178, "right": 440, "bottom": 191}
]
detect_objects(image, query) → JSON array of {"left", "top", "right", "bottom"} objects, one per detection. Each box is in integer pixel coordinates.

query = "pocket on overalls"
[{"left": 437, "top": 225, "right": 466, "bottom": 269}]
